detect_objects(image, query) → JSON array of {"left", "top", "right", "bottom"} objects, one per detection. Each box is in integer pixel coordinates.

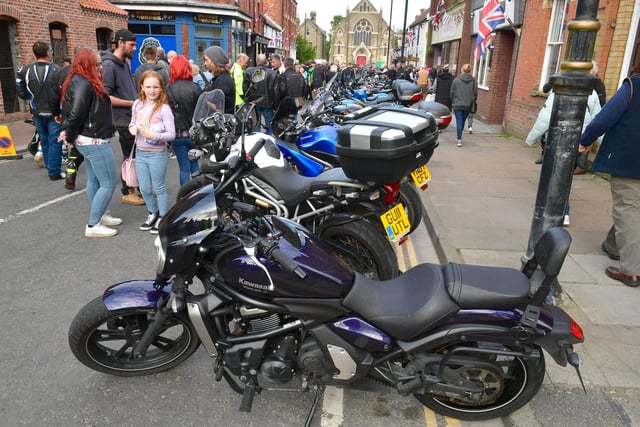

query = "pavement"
[
  {"left": 3, "top": 117, "right": 639, "bottom": 425},
  {"left": 420, "top": 119, "right": 640, "bottom": 425}
]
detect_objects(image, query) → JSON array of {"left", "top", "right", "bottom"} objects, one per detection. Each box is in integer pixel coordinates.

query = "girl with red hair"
[
  {"left": 60, "top": 47, "right": 122, "bottom": 238},
  {"left": 166, "top": 55, "right": 202, "bottom": 185}
]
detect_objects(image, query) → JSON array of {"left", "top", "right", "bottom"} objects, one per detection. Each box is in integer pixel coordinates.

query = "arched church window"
[{"left": 353, "top": 20, "right": 372, "bottom": 45}]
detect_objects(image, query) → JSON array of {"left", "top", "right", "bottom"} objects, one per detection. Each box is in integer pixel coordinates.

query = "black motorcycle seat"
[
  {"left": 343, "top": 264, "right": 459, "bottom": 341},
  {"left": 442, "top": 262, "right": 530, "bottom": 309},
  {"left": 252, "top": 167, "right": 357, "bottom": 209}
]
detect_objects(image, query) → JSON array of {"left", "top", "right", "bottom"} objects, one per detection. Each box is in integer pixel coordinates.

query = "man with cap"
[
  {"left": 203, "top": 46, "right": 235, "bottom": 114},
  {"left": 101, "top": 29, "right": 145, "bottom": 205}
]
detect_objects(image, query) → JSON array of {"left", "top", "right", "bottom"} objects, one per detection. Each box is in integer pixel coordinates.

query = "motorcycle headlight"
[{"left": 154, "top": 236, "right": 167, "bottom": 274}]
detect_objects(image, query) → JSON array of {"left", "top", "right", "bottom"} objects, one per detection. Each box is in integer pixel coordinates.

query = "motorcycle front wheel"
[
  {"left": 68, "top": 297, "right": 200, "bottom": 376},
  {"left": 320, "top": 219, "right": 399, "bottom": 280},
  {"left": 399, "top": 183, "right": 424, "bottom": 234},
  {"left": 414, "top": 343, "right": 545, "bottom": 420}
]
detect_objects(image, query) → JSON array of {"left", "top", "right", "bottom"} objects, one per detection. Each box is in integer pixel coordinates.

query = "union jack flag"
[
  {"left": 475, "top": 0, "right": 506, "bottom": 60},
  {"left": 407, "top": 30, "right": 415, "bottom": 43},
  {"left": 433, "top": 1, "right": 443, "bottom": 31}
]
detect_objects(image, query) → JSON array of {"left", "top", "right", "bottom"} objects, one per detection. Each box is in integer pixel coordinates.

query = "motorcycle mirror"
[{"left": 270, "top": 216, "right": 302, "bottom": 249}]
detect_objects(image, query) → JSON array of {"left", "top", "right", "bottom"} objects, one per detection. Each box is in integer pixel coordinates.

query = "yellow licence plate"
[
  {"left": 411, "top": 164, "right": 432, "bottom": 188},
  {"left": 380, "top": 203, "right": 411, "bottom": 242}
]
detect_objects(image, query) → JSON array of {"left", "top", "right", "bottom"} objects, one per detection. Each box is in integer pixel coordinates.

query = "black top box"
[{"left": 337, "top": 106, "right": 438, "bottom": 184}]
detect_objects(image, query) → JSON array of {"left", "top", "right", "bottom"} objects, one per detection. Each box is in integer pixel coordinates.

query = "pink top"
[{"left": 129, "top": 100, "right": 176, "bottom": 152}]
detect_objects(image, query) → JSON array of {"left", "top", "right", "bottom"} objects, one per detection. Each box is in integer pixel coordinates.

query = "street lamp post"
[
  {"left": 400, "top": 0, "right": 409, "bottom": 64},
  {"left": 524, "top": 0, "right": 601, "bottom": 263},
  {"left": 387, "top": 0, "right": 393, "bottom": 67}
]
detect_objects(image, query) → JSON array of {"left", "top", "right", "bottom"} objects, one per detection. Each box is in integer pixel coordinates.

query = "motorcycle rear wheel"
[
  {"left": 68, "top": 297, "right": 200, "bottom": 376},
  {"left": 414, "top": 343, "right": 545, "bottom": 420},
  {"left": 399, "top": 183, "right": 424, "bottom": 234},
  {"left": 320, "top": 219, "right": 399, "bottom": 280}
]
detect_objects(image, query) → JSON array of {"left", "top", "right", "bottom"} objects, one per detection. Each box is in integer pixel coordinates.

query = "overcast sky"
[{"left": 296, "top": 0, "right": 428, "bottom": 33}]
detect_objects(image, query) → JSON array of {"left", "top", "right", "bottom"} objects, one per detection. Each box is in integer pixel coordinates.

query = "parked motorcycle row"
[{"left": 68, "top": 72, "right": 585, "bottom": 425}]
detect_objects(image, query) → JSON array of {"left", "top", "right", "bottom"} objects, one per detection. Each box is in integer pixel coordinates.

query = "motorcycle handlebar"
[{"left": 259, "top": 240, "right": 307, "bottom": 279}]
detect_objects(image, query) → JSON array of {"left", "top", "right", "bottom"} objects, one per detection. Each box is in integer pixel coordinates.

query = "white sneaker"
[
  {"left": 85, "top": 223, "right": 118, "bottom": 238},
  {"left": 467, "top": 127, "right": 473, "bottom": 134},
  {"left": 101, "top": 211, "right": 123, "bottom": 226},
  {"left": 563, "top": 215, "right": 570, "bottom": 226},
  {"left": 456, "top": 140, "right": 463, "bottom": 147}
]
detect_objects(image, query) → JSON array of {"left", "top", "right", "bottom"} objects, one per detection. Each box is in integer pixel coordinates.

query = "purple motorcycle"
[{"left": 68, "top": 103, "right": 585, "bottom": 424}]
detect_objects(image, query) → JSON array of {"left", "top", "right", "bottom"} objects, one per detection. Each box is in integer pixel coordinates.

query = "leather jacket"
[{"left": 61, "top": 75, "right": 113, "bottom": 143}]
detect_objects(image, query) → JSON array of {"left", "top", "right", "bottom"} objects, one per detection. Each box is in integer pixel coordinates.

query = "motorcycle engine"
[
  {"left": 297, "top": 337, "right": 333, "bottom": 379},
  {"left": 260, "top": 335, "right": 298, "bottom": 384}
]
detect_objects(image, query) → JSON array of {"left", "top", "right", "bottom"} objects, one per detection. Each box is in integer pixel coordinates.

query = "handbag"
[
  {"left": 121, "top": 144, "right": 138, "bottom": 187},
  {"left": 470, "top": 101, "right": 477, "bottom": 114}
]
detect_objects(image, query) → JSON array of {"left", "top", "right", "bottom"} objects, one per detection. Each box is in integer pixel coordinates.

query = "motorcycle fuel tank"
[
  {"left": 298, "top": 126, "right": 338, "bottom": 155},
  {"left": 218, "top": 222, "right": 354, "bottom": 299}
]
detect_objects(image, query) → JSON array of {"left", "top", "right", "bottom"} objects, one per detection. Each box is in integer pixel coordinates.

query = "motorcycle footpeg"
[{"left": 239, "top": 380, "right": 259, "bottom": 412}]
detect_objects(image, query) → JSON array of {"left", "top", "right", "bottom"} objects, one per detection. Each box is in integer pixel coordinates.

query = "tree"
[
  {"left": 296, "top": 35, "right": 316, "bottom": 63},
  {"left": 331, "top": 16, "right": 344, "bottom": 29}
]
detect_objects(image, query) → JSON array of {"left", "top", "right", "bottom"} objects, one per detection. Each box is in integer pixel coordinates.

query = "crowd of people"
[
  {"left": 16, "top": 34, "right": 638, "bottom": 287},
  {"left": 16, "top": 30, "right": 339, "bottom": 239}
]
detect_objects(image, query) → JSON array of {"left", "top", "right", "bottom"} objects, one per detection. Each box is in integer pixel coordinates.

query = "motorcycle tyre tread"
[
  {"left": 414, "top": 347, "right": 545, "bottom": 421},
  {"left": 319, "top": 219, "right": 399, "bottom": 280},
  {"left": 399, "top": 183, "right": 424, "bottom": 234},
  {"left": 68, "top": 296, "right": 201, "bottom": 377}
]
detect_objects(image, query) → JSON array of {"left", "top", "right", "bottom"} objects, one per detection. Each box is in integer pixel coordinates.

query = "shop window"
[
  {"left": 540, "top": 0, "right": 569, "bottom": 89},
  {"left": 475, "top": 46, "right": 493, "bottom": 88}
]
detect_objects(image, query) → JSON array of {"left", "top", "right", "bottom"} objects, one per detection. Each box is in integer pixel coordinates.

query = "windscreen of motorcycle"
[
  {"left": 157, "top": 184, "right": 220, "bottom": 275},
  {"left": 191, "top": 89, "right": 225, "bottom": 126}
]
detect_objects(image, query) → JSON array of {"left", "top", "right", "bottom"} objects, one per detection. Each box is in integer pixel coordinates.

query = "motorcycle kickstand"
[{"left": 303, "top": 383, "right": 325, "bottom": 427}]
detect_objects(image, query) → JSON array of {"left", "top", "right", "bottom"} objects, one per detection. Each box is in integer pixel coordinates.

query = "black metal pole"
[
  {"left": 387, "top": 0, "right": 393, "bottom": 67},
  {"left": 400, "top": 0, "right": 409, "bottom": 64},
  {"left": 524, "top": 0, "right": 601, "bottom": 260}
]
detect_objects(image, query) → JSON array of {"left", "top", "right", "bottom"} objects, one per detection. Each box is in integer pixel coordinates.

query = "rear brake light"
[
  {"left": 441, "top": 116, "right": 452, "bottom": 125},
  {"left": 382, "top": 182, "right": 401, "bottom": 204},
  {"left": 567, "top": 313, "right": 584, "bottom": 342},
  {"left": 410, "top": 93, "right": 423, "bottom": 102}
]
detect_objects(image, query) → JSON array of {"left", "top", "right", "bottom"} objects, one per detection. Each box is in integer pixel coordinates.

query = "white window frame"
[
  {"left": 540, "top": 0, "right": 570, "bottom": 90},
  {"left": 474, "top": 45, "right": 493, "bottom": 89}
]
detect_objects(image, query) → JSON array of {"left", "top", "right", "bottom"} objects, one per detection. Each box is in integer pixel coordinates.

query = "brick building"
[
  {"left": 0, "top": 0, "right": 127, "bottom": 121},
  {"left": 425, "top": 0, "right": 640, "bottom": 139},
  {"left": 298, "top": 11, "right": 327, "bottom": 60}
]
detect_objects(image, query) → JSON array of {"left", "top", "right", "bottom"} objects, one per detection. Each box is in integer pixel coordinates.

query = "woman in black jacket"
[
  {"left": 166, "top": 55, "right": 203, "bottom": 185},
  {"left": 60, "top": 48, "right": 122, "bottom": 238}
]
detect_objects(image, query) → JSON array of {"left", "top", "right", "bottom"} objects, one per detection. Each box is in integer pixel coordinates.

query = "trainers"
[
  {"left": 534, "top": 156, "right": 544, "bottom": 165},
  {"left": 85, "top": 223, "right": 117, "bottom": 238},
  {"left": 467, "top": 127, "right": 473, "bottom": 134},
  {"left": 563, "top": 215, "right": 570, "bottom": 226},
  {"left": 456, "top": 140, "right": 462, "bottom": 147},
  {"left": 123, "top": 191, "right": 145, "bottom": 206},
  {"left": 150, "top": 216, "right": 162, "bottom": 234},
  {"left": 101, "top": 211, "right": 123, "bottom": 226},
  {"left": 140, "top": 212, "right": 158, "bottom": 231}
]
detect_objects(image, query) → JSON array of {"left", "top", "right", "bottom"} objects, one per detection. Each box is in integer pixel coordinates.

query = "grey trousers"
[{"left": 611, "top": 176, "right": 640, "bottom": 276}]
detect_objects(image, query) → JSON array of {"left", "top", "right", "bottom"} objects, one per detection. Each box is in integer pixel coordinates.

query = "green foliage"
[
  {"left": 326, "top": 40, "right": 331, "bottom": 61},
  {"left": 331, "top": 16, "right": 344, "bottom": 28},
  {"left": 296, "top": 35, "right": 317, "bottom": 63}
]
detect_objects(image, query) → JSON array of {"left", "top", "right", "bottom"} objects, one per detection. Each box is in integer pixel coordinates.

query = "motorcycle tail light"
[
  {"left": 441, "top": 116, "right": 452, "bottom": 126},
  {"left": 567, "top": 313, "right": 584, "bottom": 342},
  {"left": 410, "top": 93, "right": 423, "bottom": 103},
  {"left": 382, "top": 182, "right": 401, "bottom": 204}
]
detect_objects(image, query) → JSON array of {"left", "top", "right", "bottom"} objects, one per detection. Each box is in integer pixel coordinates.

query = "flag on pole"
[
  {"left": 475, "top": 0, "right": 506, "bottom": 60},
  {"left": 433, "top": 1, "right": 443, "bottom": 31},
  {"left": 407, "top": 30, "right": 415, "bottom": 43}
]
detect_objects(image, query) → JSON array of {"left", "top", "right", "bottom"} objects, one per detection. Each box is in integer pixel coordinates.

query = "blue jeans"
[
  {"left": 75, "top": 143, "right": 117, "bottom": 226},
  {"left": 171, "top": 137, "right": 199, "bottom": 186},
  {"left": 454, "top": 109, "right": 470, "bottom": 141},
  {"left": 33, "top": 115, "right": 63, "bottom": 176},
  {"left": 135, "top": 149, "right": 169, "bottom": 217},
  {"left": 257, "top": 106, "right": 274, "bottom": 132}
]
